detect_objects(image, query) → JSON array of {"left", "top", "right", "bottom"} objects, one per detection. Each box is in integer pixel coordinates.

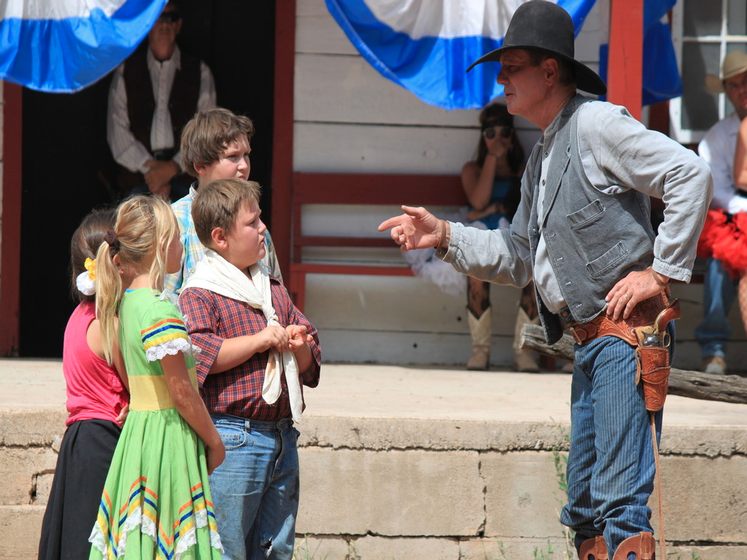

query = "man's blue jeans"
[
  {"left": 209, "top": 415, "right": 300, "bottom": 560},
  {"left": 695, "top": 257, "right": 737, "bottom": 359},
  {"left": 559, "top": 332, "right": 669, "bottom": 557}
]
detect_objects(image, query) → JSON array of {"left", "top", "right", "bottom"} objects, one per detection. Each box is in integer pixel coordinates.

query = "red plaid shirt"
[{"left": 178, "top": 279, "right": 321, "bottom": 420}]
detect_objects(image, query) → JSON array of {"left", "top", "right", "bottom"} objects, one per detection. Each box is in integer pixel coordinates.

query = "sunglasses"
[
  {"left": 157, "top": 11, "right": 182, "bottom": 24},
  {"left": 482, "top": 126, "right": 512, "bottom": 140}
]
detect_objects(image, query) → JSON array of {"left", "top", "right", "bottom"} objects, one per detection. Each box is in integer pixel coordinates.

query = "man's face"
[
  {"left": 724, "top": 70, "right": 747, "bottom": 120},
  {"left": 197, "top": 135, "right": 251, "bottom": 184},
  {"left": 496, "top": 49, "right": 547, "bottom": 120},
  {"left": 148, "top": 4, "right": 182, "bottom": 52},
  {"left": 223, "top": 202, "right": 266, "bottom": 270}
]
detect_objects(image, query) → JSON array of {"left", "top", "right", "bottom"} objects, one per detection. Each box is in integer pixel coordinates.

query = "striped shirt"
[
  {"left": 178, "top": 282, "right": 321, "bottom": 420},
  {"left": 107, "top": 45, "right": 216, "bottom": 174}
]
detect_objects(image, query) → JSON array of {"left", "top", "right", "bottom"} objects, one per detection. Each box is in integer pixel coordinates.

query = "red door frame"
[
  {"left": 271, "top": 0, "right": 296, "bottom": 282},
  {"left": 607, "top": 0, "right": 644, "bottom": 120},
  {"left": 0, "top": 82, "right": 22, "bottom": 356}
]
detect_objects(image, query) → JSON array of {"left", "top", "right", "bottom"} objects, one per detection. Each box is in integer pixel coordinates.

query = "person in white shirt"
[
  {"left": 107, "top": 0, "right": 216, "bottom": 201},
  {"left": 694, "top": 51, "right": 747, "bottom": 375}
]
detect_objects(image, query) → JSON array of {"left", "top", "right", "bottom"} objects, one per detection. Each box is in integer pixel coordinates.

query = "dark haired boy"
[{"left": 179, "top": 178, "right": 321, "bottom": 560}]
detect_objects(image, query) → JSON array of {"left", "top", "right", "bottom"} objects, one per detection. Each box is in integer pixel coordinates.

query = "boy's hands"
[
  {"left": 254, "top": 325, "right": 290, "bottom": 353},
  {"left": 286, "top": 325, "right": 313, "bottom": 352},
  {"left": 253, "top": 325, "right": 312, "bottom": 354}
]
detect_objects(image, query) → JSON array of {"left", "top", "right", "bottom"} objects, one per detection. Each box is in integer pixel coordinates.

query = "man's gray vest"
[{"left": 528, "top": 96, "right": 656, "bottom": 344}]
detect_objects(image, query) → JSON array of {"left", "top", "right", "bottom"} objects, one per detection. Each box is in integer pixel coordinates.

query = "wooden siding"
[{"left": 290, "top": 0, "right": 737, "bottom": 370}]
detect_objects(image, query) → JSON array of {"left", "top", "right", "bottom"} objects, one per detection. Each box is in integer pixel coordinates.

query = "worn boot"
[
  {"left": 513, "top": 306, "right": 540, "bottom": 372},
  {"left": 612, "top": 532, "right": 655, "bottom": 560},
  {"left": 578, "top": 536, "right": 608, "bottom": 560},
  {"left": 467, "top": 307, "right": 491, "bottom": 370}
]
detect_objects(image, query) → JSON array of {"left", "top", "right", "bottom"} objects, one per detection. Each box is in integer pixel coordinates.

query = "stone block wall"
[{"left": 2, "top": 412, "right": 746, "bottom": 559}]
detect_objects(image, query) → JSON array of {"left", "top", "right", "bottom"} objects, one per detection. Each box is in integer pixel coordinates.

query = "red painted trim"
[
  {"left": 607, "top": 0, "right": 643, "bottom": 120},
  {"left": 0, "top": 83, "right": 22, "bottom": 356},
  {"left": 292, "top": 264, "right": 413, "bottom": 276},
  {"left": 271, "top": 0, "right": 296, "bottom": 285},
  {"left": 288, "top": 171, "right": 468, "bottom": 308}
]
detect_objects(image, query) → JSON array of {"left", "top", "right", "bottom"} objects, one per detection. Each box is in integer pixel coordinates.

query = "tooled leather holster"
[{"left": 563, "top": 292, "right": 680, "bottom": 412}]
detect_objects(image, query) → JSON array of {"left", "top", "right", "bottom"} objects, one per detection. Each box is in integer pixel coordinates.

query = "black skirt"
[{"left": 38, "top": 418, "right": 121, "bottom": 560}]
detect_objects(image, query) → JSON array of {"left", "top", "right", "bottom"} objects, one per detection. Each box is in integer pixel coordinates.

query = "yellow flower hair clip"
[
  {"left": 76, "top": 258, "right": 97, "bottom": 296},
  {"left": 84, "top": 258, "right": 96, "bottom": 280}
]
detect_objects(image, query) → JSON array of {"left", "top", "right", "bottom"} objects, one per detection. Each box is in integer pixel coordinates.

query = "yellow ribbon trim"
[
  {"left": 128, "top": 375, "right": 175, "bottom": 411},
  {"left": 128, "top": 365, "right": 199, "bottom": 411}
]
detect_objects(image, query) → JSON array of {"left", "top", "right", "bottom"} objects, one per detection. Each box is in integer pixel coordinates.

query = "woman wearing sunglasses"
[{"left": 459, "top": 103, "right": 540, "bottom": 372}]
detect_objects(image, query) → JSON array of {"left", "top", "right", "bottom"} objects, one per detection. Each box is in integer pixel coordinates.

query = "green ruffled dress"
[{"left": 89, "top": 289, "right": 222, "bottom": 560}]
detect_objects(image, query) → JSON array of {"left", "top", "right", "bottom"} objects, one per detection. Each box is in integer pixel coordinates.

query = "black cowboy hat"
[{"left": 467, "top": 0, "right": 607, "bottom": 96}]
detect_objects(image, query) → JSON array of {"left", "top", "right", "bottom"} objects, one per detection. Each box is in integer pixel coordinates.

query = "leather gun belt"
[{"left": 562, "top": 293, "right": 668, "bottom": 346}]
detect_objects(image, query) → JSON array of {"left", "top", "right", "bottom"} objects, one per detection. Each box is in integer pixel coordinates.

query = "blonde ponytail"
[
  {"left": 95, "top": 238, "right": 123, "bottom": 364},
  {"left": 94, "top": 195, "right": 178, "bottom": 364}
]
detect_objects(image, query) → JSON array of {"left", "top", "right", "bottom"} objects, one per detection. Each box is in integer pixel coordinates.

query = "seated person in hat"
[
  {"left": 106, "top": 0, "right": 216, "bottom": 201},
  {"left": 379, "top": 1, "right": 713, "bottom": 558},
  {"left": 693, "top": 50, "right": 747, "bottom": 377}
]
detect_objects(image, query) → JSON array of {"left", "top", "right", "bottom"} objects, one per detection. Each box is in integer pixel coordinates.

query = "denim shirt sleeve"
[
  {"left": 576, "top": 102, "right": 713, "bottom": 282},
  {"left": 440, "top": 209, "right": 534, "bottom": 290}
]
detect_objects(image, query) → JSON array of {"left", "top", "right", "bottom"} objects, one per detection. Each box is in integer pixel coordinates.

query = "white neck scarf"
[{"left": 183, "top": 249, "right": 302, "bottom": 423}]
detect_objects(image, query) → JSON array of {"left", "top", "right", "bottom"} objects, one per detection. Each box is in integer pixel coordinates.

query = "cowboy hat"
[
  {"left": 705, "top": 50, "right": 747, "bottom": 94},
  {"left": 466, "top": 0, "right": 607, "bottom": 96}
]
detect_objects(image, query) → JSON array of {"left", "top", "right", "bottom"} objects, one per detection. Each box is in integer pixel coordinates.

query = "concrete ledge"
[{"left": 2, "top": 361, "right": 746, "bottom": 559}]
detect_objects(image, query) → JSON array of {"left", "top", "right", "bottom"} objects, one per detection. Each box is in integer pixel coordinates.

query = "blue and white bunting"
[
  {"left": 325, "top": 0, "right": 597, "bottom": 110},
  {"left": 0, "top": 0, "right": 167, "bottom": 93}
]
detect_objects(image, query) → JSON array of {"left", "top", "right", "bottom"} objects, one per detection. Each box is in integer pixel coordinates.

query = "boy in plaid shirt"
[
  {"left": 164, "top": 108, "right": 283, "bottom": 294},
  {"left": 178, "top": 178, "right": 321, "bottom": 560}
]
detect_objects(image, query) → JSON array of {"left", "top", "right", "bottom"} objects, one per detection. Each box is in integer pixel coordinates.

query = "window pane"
[
  {"left": 683, "top": 0, "right": 722, "bottom": 37},
  {"left": 681, "top": 42, "right": 720, "bottom": 131},
  {"left": 727, "top": 0, "right": 747, "bottom": 36}
]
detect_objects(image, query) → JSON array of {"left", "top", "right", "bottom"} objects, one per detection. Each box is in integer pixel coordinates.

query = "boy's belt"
[{"left": 561, "top": 292, "right": 669, "bottom": 346}]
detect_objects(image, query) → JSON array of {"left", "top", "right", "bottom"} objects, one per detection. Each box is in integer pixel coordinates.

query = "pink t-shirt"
[{"left": 63, "top": 301, "right": 129, "bottom": 426}]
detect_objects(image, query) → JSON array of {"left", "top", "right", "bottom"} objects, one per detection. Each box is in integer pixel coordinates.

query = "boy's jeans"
[
  {"left": 559, "top": 332, "right": 668, "bottom": 556},
  {"left": 694, "top": 257, "right": 737, "bottom": 359},
  {"left": 209, "top": 415, "right": 300, "bottom": 560}
]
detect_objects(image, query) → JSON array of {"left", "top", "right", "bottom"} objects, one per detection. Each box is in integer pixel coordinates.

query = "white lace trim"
[
  {"left": 89, "top": 504, "right": 222, "bottom": 558},
  {"left": 172, "top": 513, "right": 223, "bottom": 558},
  {"left": 88, "top": 523, "right": 107, "bottom": 555},
  {"left": 210, "top": 526, "right": 224, "bottom": 551},
  {"left": 174, "top": 526, "right": 198, "bottom": 559},
  {"left": 145, "top": 337, "right": 201, "bottom": 362}
]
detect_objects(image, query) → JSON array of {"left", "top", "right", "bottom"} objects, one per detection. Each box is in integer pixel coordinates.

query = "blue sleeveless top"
[{"left": 473, "top": 177, "right": 514, "bottom": 230}]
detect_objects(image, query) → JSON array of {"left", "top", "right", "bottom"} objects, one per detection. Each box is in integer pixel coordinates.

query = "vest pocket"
[
  {"left": 585, "top": 241, "right": 629, "bottom": 277},
  {"left": 567, "top": 199, "right": 605, "bottom": 230}
]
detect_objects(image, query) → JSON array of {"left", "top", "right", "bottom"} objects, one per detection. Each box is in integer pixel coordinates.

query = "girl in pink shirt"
[{"left": 38, "top": 209, "right": 130, "bottom": 560}]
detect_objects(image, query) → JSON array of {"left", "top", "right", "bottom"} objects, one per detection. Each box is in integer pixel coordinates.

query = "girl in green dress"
[{"left": 89, "top": 195, "right": 225, "bottom": 560}]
